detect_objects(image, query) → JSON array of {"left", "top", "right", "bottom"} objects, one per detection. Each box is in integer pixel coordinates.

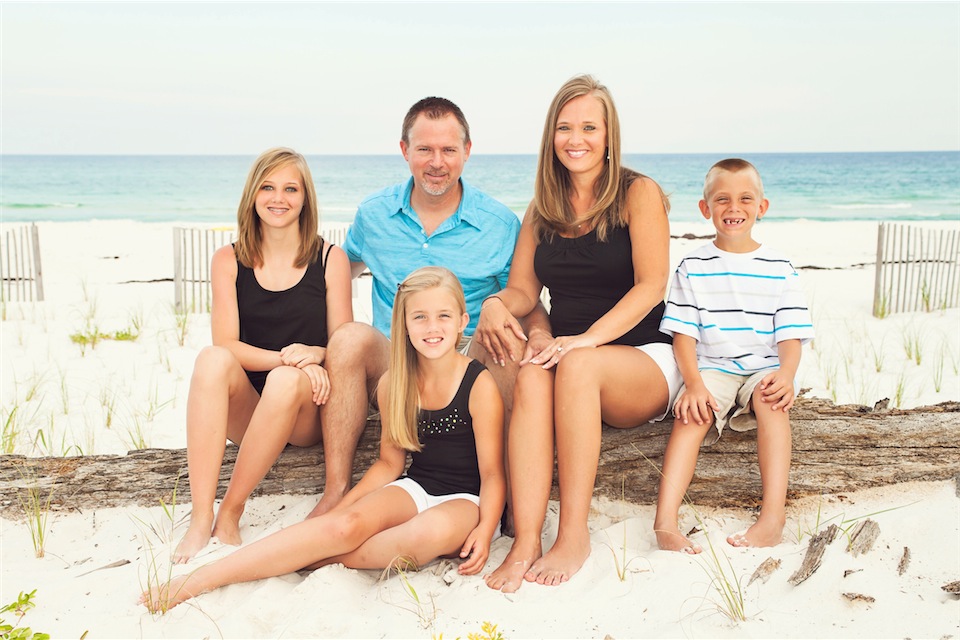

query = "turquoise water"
[{"left": 1, "top": 152, "right": 957, "bottom": 224}]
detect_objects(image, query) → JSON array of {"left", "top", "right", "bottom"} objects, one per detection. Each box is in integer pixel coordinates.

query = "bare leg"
[
  {"left": 484, "top": 365, "right": 554, "bottom": 593},
  {"left": 654, "top": 414, "right": 712, "bottom": 553},
  {"left": 212, "top": 366, "right": 322, "bottom": 545},
  {"left": 528, "top": 347, "right": 668, "bottom": 585},
  {"left": 319, "top": 499, "right": 479, "bottom": 570},
  {"left": 174, "top": 346, "right": 259, "bottom": 563},
  {"left": 728, "top": 387, "right": 791, "bottom": 547},
  {"left": 309, "top": 323, "right": 390, "bottom": 518},
  {"left": 143, "top": 486, "right": 418, "bottom": 611}
]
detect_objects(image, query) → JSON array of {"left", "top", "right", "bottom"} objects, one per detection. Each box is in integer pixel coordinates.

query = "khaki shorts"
[{"left": 677, "top": 369, "right": 768, "bottom": 445}]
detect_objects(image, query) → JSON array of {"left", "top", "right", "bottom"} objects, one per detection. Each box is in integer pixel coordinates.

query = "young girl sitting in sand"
[
  {"left": 144, "top": 266, "right": 505, "bottom": 611},
  {"left": 173, "top": 147, "right": 353, "bottom": 563}
]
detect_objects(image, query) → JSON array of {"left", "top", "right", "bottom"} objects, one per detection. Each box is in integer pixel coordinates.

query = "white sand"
[{"left": 1, "top": 219, "right": 958, "bottom": 638}]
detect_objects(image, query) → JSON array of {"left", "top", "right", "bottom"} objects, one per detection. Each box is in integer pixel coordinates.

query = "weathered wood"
[
  {"left": 897, "top": 547, "right": 910, "bottom": 576},
  {"left": 747, "top": 557, "right": 781, "bottom": 586},
  {"left": 1, "top": 398, "right": 958, "bottom": 518},
  {"left": 789, "top": 524, "right": 839, "bottom": 586},
  {"left": 846, "top": 519, "right": 880, "bottom": 556}
]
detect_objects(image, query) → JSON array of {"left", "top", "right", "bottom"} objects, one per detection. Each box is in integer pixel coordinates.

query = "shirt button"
[{"left": 422, "top": 243, "right": 429, "bottom": 249}]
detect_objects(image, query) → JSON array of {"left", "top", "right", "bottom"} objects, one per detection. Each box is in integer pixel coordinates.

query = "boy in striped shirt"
[{"left": 654, "top": 158, "right": 814, "bottom": 552}]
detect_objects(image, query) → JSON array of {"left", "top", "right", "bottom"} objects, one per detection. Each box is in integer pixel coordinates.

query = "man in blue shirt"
[{"left": 308, "top": 97, "right": 548, "bottom": 518}]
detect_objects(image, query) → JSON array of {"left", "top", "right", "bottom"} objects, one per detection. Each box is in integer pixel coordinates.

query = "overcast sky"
[{"left": 3, "top": 2, "right": 958, "bottom": 155}]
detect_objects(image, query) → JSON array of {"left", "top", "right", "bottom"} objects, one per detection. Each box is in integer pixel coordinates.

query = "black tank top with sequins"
[{"left": 405, "top": 359, "right": 485, "bottom": 497}]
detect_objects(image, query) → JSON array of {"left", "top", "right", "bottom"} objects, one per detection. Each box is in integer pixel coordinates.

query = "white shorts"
[
  {"left": 635, "top": 342, "right": 682, "bottom": 423},
  {"left": 387, "top": 477, "right": 480, "bottom": 512}
]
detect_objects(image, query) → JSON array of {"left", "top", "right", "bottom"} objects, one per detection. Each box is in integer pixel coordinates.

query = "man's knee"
[{"left": 326, "top": 322, "right": 387, "bottom": 371}]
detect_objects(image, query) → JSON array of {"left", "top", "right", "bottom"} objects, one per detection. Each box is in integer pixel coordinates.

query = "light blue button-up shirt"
[{"left": 343, "top": 178, "right": 521, "bottom": 337}]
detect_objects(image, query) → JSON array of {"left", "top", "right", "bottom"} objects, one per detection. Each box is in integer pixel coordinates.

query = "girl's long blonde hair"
[
  {"left": 532, "top": 74, "right": 669, "bottom": 242},
  {"left": 384, "top": 266, "right": 467, "bottom": 452},
  {"left": 234, "top": 147, "right": 321, "bottom": 269}
]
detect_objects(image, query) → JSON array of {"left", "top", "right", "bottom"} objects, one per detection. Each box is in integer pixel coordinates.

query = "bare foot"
[
  {"left": 173, "top": 513, "right": 214, "bottom": 564},
  {"left": 484, "top": 540, "right": 541, "bottom": 593},
  {"left": 727, "top": 517, "right": 784, "bottom": 548},
  {"left": 306, "top": 489, "right": 345, "bottom": 519},
  {"left": 210, "top": 503, "right": 244, "bottom": 547},
  {"left": 140, "top": 574, "right": 202, "bottom": 613},
  {"left": 654, "top": 523, "right": 703, "bottom": 554},
  {"left": 524, "top": 532, "right": 591, "bottom": 586}
]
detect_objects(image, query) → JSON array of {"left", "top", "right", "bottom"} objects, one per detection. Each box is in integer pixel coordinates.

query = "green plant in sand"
[{"left": 0, "top": 590, "right": 51, "bottom": 640}]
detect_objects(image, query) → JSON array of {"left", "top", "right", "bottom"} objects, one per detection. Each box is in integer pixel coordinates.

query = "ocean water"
[{"left": 1, "top": 152, "right": 957, "bottom": 225}]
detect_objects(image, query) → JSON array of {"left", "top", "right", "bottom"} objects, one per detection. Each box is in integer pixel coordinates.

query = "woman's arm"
[
  {"left": 210, "top": 245, "right": 285, "bottom": 372},
  {"left": 474, "top": 203, "right": 548, "bottom": 362},
  {"left": 458, "top": 369, "right": 506, "bottom": 575},
  {"left": 279, "top": 242, "right": 355, "bottom": 368}
]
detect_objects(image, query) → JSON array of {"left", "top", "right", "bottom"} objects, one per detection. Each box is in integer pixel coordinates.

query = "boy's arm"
[
  {"left": 673, "top": 334, "right": 717, "bottom": 426},
  {"left": 759, "top": 339, "right": 802, "bottom": 412}
]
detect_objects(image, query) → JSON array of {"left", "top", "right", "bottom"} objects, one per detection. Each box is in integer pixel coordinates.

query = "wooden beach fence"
[
  {"left": 873, "top": 222, "right": 960, "bottom": 317},
  {"left": 0, "top": 223, "right": 44, "bottom": 303},
  {"left": 173, "top": 223, "right": 354, "bottom": 312}
]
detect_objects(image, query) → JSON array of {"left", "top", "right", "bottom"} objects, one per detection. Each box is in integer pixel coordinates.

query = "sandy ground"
[{"left": 1, "top": 219, "right": 958, "bottom": 638}]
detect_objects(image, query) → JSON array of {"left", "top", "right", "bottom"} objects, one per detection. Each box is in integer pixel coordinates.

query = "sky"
[{"left": 2, "top": 2, "right": 958, "bottom": 155}]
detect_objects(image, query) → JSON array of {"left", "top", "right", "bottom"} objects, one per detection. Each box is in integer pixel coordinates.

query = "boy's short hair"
[{"left": 703, "top": 158, "right": 764, "bottom": 199}]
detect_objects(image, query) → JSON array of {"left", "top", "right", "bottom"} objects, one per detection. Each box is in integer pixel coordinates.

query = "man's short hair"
[{"left": 401, "top": 97, "right": 471, "bottom": 146}]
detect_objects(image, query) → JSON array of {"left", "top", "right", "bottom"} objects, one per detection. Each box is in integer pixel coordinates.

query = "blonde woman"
[
  {"left": 146, "top": 267, "right": 505, "bottom": 611},
  {"left": 174, "top": 148, "right": 353, "bottom": 562},
  {"left": 479, "top": 76, "right": 681, "bottom": 592}
]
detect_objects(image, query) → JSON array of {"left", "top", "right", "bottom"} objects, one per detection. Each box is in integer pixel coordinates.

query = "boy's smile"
[{"left": 699, "top": 169, "right": 769, "bottom": 253}]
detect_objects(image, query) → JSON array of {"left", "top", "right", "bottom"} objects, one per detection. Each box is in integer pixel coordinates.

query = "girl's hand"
[
  {"left": 527, "top": 334, "right": 595, "bottom": 370},
  {"left": 474, "top": 298, "right": 527, "bottom": 366},
  {"left": 280, "top": 344, "right": 325, "bottom": 368},
  {"left": 457, "top": 526, "right": 492, "bottom": 575},
  {"left": 301, "top": 363, "right": 331, "bottom": 405}
]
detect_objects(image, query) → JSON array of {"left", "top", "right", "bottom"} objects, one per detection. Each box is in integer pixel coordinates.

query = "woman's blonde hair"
[
  {"left": 234, "top": 147, "right": 321, "bottom": 269},
  {"left": 532, "top": 74, "right": 669, "bottom": 242},
  {"left": 384, "top": 266, "right": 467, "bottom": 452}
]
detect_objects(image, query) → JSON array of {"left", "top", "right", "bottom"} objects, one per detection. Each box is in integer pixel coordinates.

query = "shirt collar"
[{"left": 392, "top": 177, "right": 482, "bottom": 231}]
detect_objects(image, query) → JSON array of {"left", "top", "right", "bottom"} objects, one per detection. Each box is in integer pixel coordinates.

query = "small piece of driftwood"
[
  {"left": 897, "top": 547, "right": 911, "bottom": 576},
  {"left": 942, "top": 580, "right": 960, "bottom": 594},
  {"left": 747, "top": 557, "right": 781, "bottom": 586},
  {"left": 1, "top": 398, "right": 958, "bottom": 517},
  {"left": 789, "top": 524, "right": 839, "bottom": 586},
  {"left": 846, "top": 519, "right": 881, "bottom": 557},
  {"left": 842, "top": 592, "right": 876, "bottom": 603}
]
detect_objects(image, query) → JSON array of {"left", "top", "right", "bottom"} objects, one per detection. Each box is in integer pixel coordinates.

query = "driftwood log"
[{"left": 1, "top": 397, "right": 958, "bottom": 518}]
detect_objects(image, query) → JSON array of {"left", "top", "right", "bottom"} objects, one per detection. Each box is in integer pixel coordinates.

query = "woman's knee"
[
  {"left": 261, "top": 366, "right": 308, "bottom": 402},
  {"left": 192, "top": 345, "right": 240, "bottom": 382},
  {"left": 554, "top": 348, "right": 602, "bottom": 391}
]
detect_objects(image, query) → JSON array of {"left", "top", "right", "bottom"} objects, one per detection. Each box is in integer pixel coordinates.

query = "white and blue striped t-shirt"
[{"left": 659, "top": 243, "right": 814, "bottom": 375}]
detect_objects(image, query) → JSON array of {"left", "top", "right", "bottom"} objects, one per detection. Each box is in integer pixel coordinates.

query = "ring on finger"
[{"left": 557, "top": 346, "right": 563, "bottom": 353}]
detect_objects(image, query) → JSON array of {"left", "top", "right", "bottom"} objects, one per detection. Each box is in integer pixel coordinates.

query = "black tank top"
[
  {"left": 236, "top": 242, "right": 332, "bottom": 394},
  {"left": 405, "top": 359, "right": 485, "bottom": 497},
  {"left": 533, "top": 224, "right": 670, "bottom": 347}
]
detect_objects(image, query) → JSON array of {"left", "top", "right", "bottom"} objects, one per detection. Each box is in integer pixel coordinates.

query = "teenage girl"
[
  {"left": 145, "top": 266, "right": 505, "bottom": 610},
  {"left": 173, "top": 148, "right": 353, "bottom": 563}
]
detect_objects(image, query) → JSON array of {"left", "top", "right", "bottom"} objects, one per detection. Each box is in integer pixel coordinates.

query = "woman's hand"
[
  {"left": 527, "top": 333, "right": 596, "bottom": 370},
  {"left": 300, "top": 363, "right": 331, "bottom": 405},
  {"left": 280, "top": 343, "right": 325, "bottom": 368},
  {"left": 474, "top": 297, "right": 527, "bottom": 366}
]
